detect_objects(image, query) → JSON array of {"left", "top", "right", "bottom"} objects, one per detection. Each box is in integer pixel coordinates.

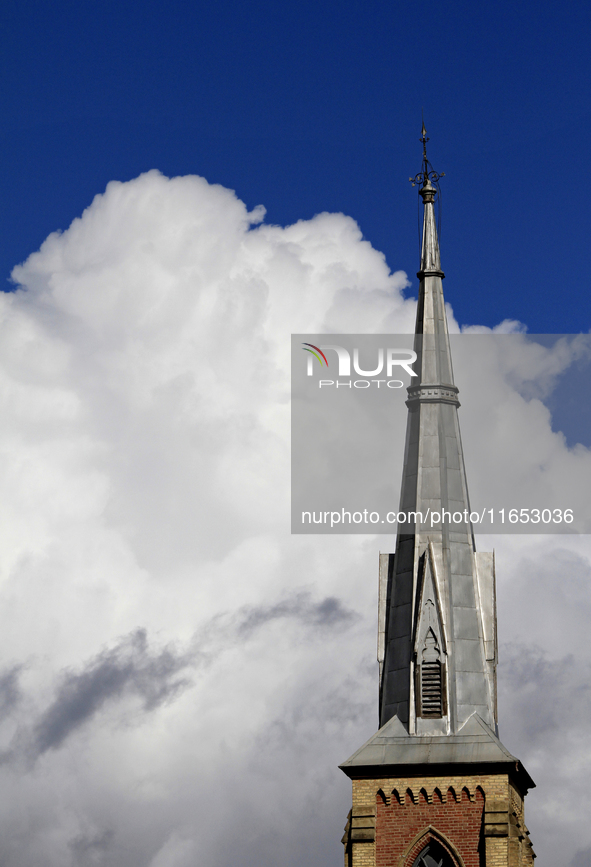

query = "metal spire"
[
  {"left": 340, "top": 133, "right": 535, "bottom": 823},
  {"left": 375, "top": 125, "right": 497, "bottom": 737},
  {"left": 410, "top": 122, "right": 445, "bottom": 277}
]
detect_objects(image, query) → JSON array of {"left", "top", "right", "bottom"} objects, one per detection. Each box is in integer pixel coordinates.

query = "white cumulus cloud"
[{"left": 0, "top": 168, "right": 587, "bottom": 866}]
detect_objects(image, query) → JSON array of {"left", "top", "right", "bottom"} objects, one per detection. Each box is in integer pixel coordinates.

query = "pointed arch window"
[{"left": 412, "top": 840, "right": 456, "bottom": 867}]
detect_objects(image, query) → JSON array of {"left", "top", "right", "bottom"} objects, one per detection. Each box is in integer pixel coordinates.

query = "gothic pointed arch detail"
[
  {"left": 414, "top": 543, "right": 447, "bottom": 718},
  {"left": 400, "top": 827, "right": 465, "bottom": 867},
  {"left": 411, "top": 841, "right": 457, "bottom": 867}
]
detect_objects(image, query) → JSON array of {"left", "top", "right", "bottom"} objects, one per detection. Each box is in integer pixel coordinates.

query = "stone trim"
[
  {"left": 398, "top": 826, "right": 467, "bottom": 867},
  {"left": 350, "top": 803, "right": 376, "bottom": 843}
]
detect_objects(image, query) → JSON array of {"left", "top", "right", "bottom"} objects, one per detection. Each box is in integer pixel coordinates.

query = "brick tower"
[{"left": 340, "top": 127, "right": 536, "bottom": 867}]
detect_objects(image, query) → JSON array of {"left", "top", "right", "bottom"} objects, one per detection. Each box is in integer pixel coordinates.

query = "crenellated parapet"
[{"left": 377, "top": 783, "right": 483, "bottom": 806}]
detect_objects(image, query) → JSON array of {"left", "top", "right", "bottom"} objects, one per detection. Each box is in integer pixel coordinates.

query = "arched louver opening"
[
  {"left": 416, "top": 628, "right": 446, "bottom": 718},
  {"left": 421, "top": 658, "right": 442, "bottom": 716}
]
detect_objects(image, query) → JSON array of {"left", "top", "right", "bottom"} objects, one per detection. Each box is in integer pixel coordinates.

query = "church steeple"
[
  {"left": 378, "top": 127, "right": 496, "bottom": 736},
  {"left": 339, "top": 127, "right": 535, "bottom": 867}
]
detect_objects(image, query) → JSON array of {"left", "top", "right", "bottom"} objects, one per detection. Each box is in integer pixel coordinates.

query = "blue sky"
[
  {"left": 1, "top": 0, "right": 590, "bottom": 332},
  {"left": 2, "top": 4, "right": 591, "bottom": 863}
]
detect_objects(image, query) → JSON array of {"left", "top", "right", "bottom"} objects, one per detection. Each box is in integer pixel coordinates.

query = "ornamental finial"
[
  {"left": 409, "top": 119, "right": 445, "bottom": 202},
  {"left": 421, "top": 118, "right": 429, "bottom": 163}
]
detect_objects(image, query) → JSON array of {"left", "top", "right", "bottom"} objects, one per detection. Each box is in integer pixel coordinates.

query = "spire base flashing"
[
  {"left": 340, "top": 714, "right": 535, "bottom": 794},
  {"left": 417, "top": 269, "right": 445, "bottom": 280}
]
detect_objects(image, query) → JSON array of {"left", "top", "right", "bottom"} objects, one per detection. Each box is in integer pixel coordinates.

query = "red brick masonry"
[{"left": 376, "top": 786, "right": 484, "bottom": 867}]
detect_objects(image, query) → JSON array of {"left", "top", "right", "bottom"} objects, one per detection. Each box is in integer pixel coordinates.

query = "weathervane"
[{"left": 409, "top": 120, "right": 445, "bottom": 191}]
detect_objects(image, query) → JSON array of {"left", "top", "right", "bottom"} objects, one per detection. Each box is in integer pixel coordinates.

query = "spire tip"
[{"left": 409, "top": 119, "right": 443, "bottom": 199}]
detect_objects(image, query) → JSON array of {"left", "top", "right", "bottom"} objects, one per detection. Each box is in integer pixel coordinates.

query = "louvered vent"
[{"left": 421, "top": 660, "right": 442, "bottom": 717}]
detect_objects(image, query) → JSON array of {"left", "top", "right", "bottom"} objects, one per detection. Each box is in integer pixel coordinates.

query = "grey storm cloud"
[
  {"left": 33, "top": 629, "right": 193, "bottom": 756},
  {"left": 235, "top": 592, "right": 358, "bottom": 637},
  {"left": 0, "top": 665, "right": 23, "bottom": 718},
  {"left": 16, "top": 591, "right": 357, "bottom": 763},
  {"left": 570, "top": 846, "right": 591, "bottom": 867},
  {"left": 498, "top": 644, "right": 589, "bottom": 740},
  {"left": 69, "top": 829, "right": 115, "bottom": 867}
]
